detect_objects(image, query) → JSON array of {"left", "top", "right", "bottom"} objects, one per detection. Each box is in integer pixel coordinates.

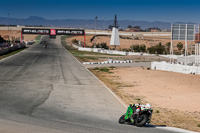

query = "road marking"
[{"left": 156, "top": 127, "right": 199, "bottom": 133}]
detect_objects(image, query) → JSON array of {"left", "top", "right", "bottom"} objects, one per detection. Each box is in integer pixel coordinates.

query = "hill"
[{"left": 0, "top": 16, "right": 193, "bottom": 30}]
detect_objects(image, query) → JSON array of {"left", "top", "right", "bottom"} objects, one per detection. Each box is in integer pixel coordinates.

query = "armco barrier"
[
  {"left": 151, "top": 61, "right": 200, "bottom": 75},
  {"left": 0, "top": 48, "right": 9, "bottom": 55},
  {"left": 0, "top": 44, "right": 25, "bottom": 55}
]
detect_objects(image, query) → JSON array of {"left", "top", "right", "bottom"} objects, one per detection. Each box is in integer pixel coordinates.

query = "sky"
[{"left": 1, "top": 0, "right": 200, "bottom": 23}]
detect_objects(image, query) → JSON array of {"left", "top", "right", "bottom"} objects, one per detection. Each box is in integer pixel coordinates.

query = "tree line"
[
  {"left": 124, "top": 42, "right": 184, "bottom": 55},
  {"left": 108, "top": 25, "right": 162, "bottom": 32}
]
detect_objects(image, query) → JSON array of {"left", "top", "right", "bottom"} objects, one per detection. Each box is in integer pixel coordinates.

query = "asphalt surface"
[{"left": 0, "top": 36, "right": 175, "bottom": 133}]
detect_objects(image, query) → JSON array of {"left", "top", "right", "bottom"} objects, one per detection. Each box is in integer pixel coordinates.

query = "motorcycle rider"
[
  {"left": 125, "top": 103, "right": 151, "bottom": 124},
  {"left": 44, "top": 41, "right": 48, "bottom": 48}
]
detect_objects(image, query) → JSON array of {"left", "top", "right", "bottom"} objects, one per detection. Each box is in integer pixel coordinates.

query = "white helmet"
[{"left": 145, "top": 103, "right": 151, "bottom": 109}]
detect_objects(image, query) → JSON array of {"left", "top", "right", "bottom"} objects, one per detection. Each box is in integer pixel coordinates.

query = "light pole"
[
  {"left": 103, "top": 18, "right": 106, "bottom": 30},
  {"left": 7, "top": 13, "right": 10, "bottom": 31},
  {"left": 95, "top": 16, "right": 98, "bottom": 35}
]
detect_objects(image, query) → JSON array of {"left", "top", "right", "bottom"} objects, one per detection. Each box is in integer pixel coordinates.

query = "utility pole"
[
  {"left": 103, "top": 18, "right": 106, "bottom": 30},
  {"left": 95, "top": 16, "right": 98, "bottom": 35},
  {"left": 7, "top": 13, "right": 10, "bottom": 31}
]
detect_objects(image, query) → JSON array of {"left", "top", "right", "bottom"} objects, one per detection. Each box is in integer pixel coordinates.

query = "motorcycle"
[
  {"left": 119, "top": 104, "right": 153, "bottom": 127},
  {"left": 43, "top": 41, "right": 48, "bottom": 48}
]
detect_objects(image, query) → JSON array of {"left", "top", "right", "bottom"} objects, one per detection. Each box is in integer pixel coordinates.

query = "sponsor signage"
[
  {"left": 56, "top": 29, "right": 85, "bottom": 35},
  {"left": 22, "top": 28, "right": 50, "bottom": 35},
  {"left": 172, "top": 24, "right": 195, "bottom": 41},
  {"left": 195, "top": 24, "right": 199, "bottom": 34},
  {"left": 195, "top": 24, "right": 200, "bottom": 43},
  {"left": 50, "top": 29, "right": 56, "bottom": 35},
  {"left": 22, "top": 28, "right": 85, "bottom": 35}
]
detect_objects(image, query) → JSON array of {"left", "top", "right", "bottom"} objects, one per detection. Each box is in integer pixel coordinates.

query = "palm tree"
[
  {"left": 165, "top": 42, "right": 170, "bottom": 54},
  {"left": 177, "top": 42, "right": 183, "bottom": 54}
]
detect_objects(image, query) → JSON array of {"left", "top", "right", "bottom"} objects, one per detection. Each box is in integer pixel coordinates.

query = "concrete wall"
[
  {"left": 77, "top": 47, "right": 127, "bottom": 55},
  {"left": 151, "top": 61, "right": 200, "bottom": 75}
]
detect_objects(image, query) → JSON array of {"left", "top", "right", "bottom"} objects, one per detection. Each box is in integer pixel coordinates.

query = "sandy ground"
[
  {"left": 0, "top": 30, "right": 38, "bottom": 42},
  {"left": 91, "top": 67, "right": 200, "bottom": 132},
  {"left": 111, "top": 67, "right": 200, "bottom": 112}
]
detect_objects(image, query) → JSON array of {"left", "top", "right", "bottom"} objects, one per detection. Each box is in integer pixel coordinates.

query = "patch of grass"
[
  {"left": 61, "top": 35, "right": 76, "bottom": 50},
  {"left": 121, "top": 84, "right": 135, "bottom": 87},
  {"left": 70, "top": 50, "right": 123, "bottom": 57},
  {"left": 109, "top": 66, "right": 115, "bottom": 70},
  {"left": 0, "top": 47, "right": 27, "bottom": 60},
  {"left": 36, "top": 35, "right": 41, "bottom": 44},
  {"left": 100, "top": 67, "right": 110, "bottom": 73},
  {"left": 197, "top": 124, "right": 200, "bottom": 127},
  {"left": 156, "top": 110, "right": 160, "bottom": 114},
  {"left": 93, "top": 67, "right": 114, "bottom": 74},
  {"left": 136, "top": 98, "right": 141, "bottom": 103},
  {"left": 120, "top": 36, "right": 132, "bottom": 40},
  {"left": 93, "top": 67, "right": 99, "bottom": 70},
  {"left": 147, "top": 67, "right": 151, "bottom": 70},
  {"left": 76, "top": 56, "right": 99, "bottom": 62}
]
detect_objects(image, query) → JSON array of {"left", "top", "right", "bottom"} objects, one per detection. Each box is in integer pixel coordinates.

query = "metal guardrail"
[{"left": 0, "top": 44, "right": 25, "bottom": 55}]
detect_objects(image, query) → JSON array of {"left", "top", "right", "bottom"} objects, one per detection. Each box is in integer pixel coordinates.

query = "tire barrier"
[
  {"left": 83, "top": 59, "right": 133, "bottom": 65},
  {"left": 0, "top": 44, "right": 25, "bottom": 55}
]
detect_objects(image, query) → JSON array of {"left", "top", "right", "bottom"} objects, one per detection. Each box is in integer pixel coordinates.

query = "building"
[
  {"left": 125, "top": 28, "right": 142, "bottom": 32},
  {"left": 150, "top": 28, "right": 161, "bottom": 32}
]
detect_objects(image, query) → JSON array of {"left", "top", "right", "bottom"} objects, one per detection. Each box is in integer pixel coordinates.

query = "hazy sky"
[{"left": 1, "top": 0, "right": 200, "bottom": 23}]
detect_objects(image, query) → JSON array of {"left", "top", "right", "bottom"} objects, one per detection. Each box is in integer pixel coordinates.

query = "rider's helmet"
[
  {"left": 130, "top": 103, "right": 135, "bottom": 108},
  {"left": 145, "top": 103, "right": 151, "bottom": 109}
]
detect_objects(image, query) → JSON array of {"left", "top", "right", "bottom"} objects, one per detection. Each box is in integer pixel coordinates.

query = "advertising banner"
[{"left": 22, "top": 28, "right": 85, "bottom": 36}]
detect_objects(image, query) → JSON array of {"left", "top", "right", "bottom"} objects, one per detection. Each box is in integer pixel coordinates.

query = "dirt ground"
[
  {"left": 67, "top": 35, "right": 195, "bottom": 53},
  {"left": 0, "top": 30, "right": 38, "bottom": 42},
  {"left": 90, "top": 67, "right": 200, "bottom": 132}
]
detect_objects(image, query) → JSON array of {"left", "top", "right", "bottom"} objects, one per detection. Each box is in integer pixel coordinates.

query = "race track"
[{"left": 0, "top": 36, "right": 174, "bottom": 133}]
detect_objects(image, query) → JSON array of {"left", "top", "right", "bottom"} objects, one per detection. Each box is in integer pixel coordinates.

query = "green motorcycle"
[{"left": 119, "top": 103, "right": 153, "bottom": 127}]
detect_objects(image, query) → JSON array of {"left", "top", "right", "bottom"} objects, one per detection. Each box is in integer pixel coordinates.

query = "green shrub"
[
  {"left": 72, "top": 39, "right": 78, "bottom": 44},
  {"left": 120, "top": 36, "right": 132, "bottom": 39},
  {"left": 92, "top": 42, "right": 109, "bottom": 49},
  {"left": 109, "top": 66, "right": 115, "bottom": 70},
  {"left": 147, "top": 68, "right": 150, "bottom": 70},
  {"left": 100, "top": 67, "right": 110, "bottom": 72},
  {"left": 147, "top": 42, "right": 166, "bottom": 54},
  {"left": 130, "top": 44, "right": 146, "bottom": 52},
  {"left": 122, "top": 48, "right": 129, "bottom": 52},
  {"left": 156, "top": 110, "right": 160, "bottom": 113},
  {"left": 197, "top": 123, "right": 200, "bottom": 127},
  {"left": 93, "top": 67, "right": 99, "bottom": 70}
]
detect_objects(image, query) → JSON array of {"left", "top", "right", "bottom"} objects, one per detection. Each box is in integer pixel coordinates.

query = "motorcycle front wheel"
[
  {"left": 135, "top": 114, "right": 148, "bottom": 127},
  {"left": 118, "top": 114, "right": 126, "bottom": 124}
]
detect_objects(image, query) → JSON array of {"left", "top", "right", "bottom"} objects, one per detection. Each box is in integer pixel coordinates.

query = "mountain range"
[{"left": 0, "top": 16, "right": 196, "bottom": 30}]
